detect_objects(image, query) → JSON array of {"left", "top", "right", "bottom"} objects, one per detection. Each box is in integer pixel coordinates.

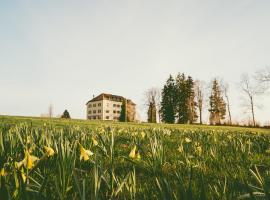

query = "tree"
[
  {"left": 221, "top": 82, "right": 232, "bottom": 125},
  {"left": 208, "top": 79, "right": 226, "bottom": 125},
  {"left": 175, "top": 74, "right": 197, "bottom": 124},
  {"left": 186, "top": 76, "right": 198, "bottom": 124},
  {"left": 61, "top": 110, "right": 71, "bottom": 119},
  {"left": 147, "top": 102, "right": 157, "bottom": 123},
  {"left": 256, "top": 67, "right": 270, "bottom": 83},
  {"left": 119, "top": 98, "right": 127, "bottom": 122},
  {"left": 160, "top": 75, "right": 176, "bottom": 123},
  {"left": 240, "top": 74, "right": 264, "bottom": 127},
  {"left": 48, "top": 104, "right": 53, "bottom": 118},
  {"left": 195, "top": 80, "right": 205, "bottom": 124},
  {"left": 175, "top": 73, "right": 188, "bottom": 123},
  {"left": 144, "top": 88, "right": 161, "bottom": 123}
]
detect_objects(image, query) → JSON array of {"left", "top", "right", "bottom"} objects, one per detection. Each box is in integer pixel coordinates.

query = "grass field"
[{"left": 1, "top": 115, "right": 270, "bottom": 200}]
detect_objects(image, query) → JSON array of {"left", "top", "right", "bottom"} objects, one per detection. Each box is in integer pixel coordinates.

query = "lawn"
[{"left": 0, "top": 115, "right": 270, "bottom": 200}]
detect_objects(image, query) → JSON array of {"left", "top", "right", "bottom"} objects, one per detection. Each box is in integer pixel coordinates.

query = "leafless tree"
[
  {"left": 256, "top": 67, "right": 270, "bottom": 83},
  {"left": 240, "top": 74, "right": 264, "bottom": 127},
  {"left": 194, "top": 80, "right": 205, "bottom": 124},
  {"left": 48, "top": 103, "right": 53, "bottom": 118},
  {"left": 144, "top": 87, "right": 162, "bottom": 123},
  {"left": 221, "top": 82, "right": 232, "bottom": 125}
]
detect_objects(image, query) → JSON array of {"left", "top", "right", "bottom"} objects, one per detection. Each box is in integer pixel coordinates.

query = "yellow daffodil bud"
[
  {"left": 129, "top": 146, "right": 137, "bottom": 159},
  {"left": 92, "top": 137, "right": 98, "bottom": 146},
  {"left": 44, "top": 146, "right": 55, "bottom": 157},
  {"left": 0, "top": 168, "right": 6, "bottom": 177},
  {"left": 185, "top": 137, "right": 192, "bottom": 143}
]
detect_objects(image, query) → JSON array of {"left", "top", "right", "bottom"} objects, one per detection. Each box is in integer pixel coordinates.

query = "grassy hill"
[{"left": 0, "top": 115, "right": 270, "bottom": 199}]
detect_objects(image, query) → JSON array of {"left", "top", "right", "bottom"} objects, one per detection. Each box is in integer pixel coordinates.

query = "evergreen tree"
[
  {"left": 147, "top": 101, "right": 157, "bottom": 123},
  {"left": 119, "top": 98, "right": 127, "bottom": 122},
  {"left": 161, "top": 75, "right": 176, "bottom": 123},
  {"left": 175, "top": 74, "right": 197, "bottom": 124},
  {"left": 186, "top": 76, "right": 198, "bottom": 124},
  {"left": 209, "top": 79, "right": 226, "bottom": 125},
  {"left": 61, "top": 110, "right": 70, "bottom": 119}
]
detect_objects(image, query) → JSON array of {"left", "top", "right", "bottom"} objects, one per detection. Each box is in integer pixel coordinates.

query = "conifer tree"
[
  {"left": 175, "top": 73, "right": 188, "bottom": 123},
  {"left": 61, "top": 110, "right": 71, "bottom": 119},
  {"left": 119, "top": 98, "right": 127, "bottom": 122},
  {"left": 209, "top": 79, "right": 226, "bottom": 125},
  {"left": 160, "top": 75, "right": 176, "bottom": 123},
  {"left": 186, "top": 76, "right": 198, "bottom": 124}
]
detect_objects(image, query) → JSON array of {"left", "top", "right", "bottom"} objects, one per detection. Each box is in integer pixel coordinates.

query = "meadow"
[{"left": 1, "top": 115, "right": 270, "bottom": 200}]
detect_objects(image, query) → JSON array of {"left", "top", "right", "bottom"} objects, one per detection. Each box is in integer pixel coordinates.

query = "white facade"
[{"left": 86, "top": 99, "right": 122, "bottom": 120}]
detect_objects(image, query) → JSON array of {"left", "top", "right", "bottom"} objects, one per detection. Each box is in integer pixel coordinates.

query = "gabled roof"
[{"left": 86, "top": 93, "right": 136, "bottom": 105}]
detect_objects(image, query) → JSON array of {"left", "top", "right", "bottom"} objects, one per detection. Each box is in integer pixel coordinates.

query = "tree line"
[{"left": 145, "top": 67, "right": 270, "bottom": 126}]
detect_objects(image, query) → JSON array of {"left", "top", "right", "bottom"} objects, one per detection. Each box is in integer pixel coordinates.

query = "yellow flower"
[
  {"left": 177, "top": 145, "right": 184, "bottom": 153},
  {"left": 185, "top": 137, "right": 192, "bottom": 143},
  {"left": 17, "top": 150, "right": 39, "bottom": 170},
  {"left": 20, "top": 168, "right": 26, "bottom": 183},
  {"left": 129, "top": 146, "right": 137, "bottom": 159},
  {"left": 44, "top": 146, "right": 55, "bottom": 157},
  {"left": 141, "top": 132, "right": 146, "bottom": 139},
  {"left": 129, "top": 146, "right": 141, "bottom": 160},
  {"left": 92, "top": 137, "right": 98, "bottom": 146},
  {"left": 0, "top": 168, "right": 6, "bottom": 177},
  {"left": 196, "top": 146, "right": 202, "bottom": 156},
  {"left": 79, "top": 144, "right": 94, "bottom": 161}
]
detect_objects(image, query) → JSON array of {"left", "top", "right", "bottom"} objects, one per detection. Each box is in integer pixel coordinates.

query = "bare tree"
[
  {"left": 240, "top": 74, "right": 264, "bottom": 127},
  {"left": 144, "top": 88, "right": 162, "bottom": 123},
  {"left": 194, "top": 80, "right": 205, "bottom": 124},
  {"left": 221, "top": 82, "right": 232, "bottom": 125},
  {"left": 256, "top": 67, "right": 270, "bottom": 83},
  {"left": 48, "top": 103, "right": 53, "bottom": 118}
]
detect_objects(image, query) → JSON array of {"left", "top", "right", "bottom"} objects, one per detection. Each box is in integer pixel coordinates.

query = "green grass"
[{"left": 0, "top": 115, "right": 270, "bottom": 200}]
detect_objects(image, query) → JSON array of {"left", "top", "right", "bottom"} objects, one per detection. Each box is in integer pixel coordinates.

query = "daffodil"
[
  {"left": 129, "top": 146, "right": 141, "bottom": 160},
  {"left": 177, "top": 145, "right": 184, "bottom": 153},
  {"left": 79, "top": 144, "right": 94, "bottom": 161},
  {"left": 0, "top": 168, "right": 6, "bottom": 177},
  {"left": 129, "top": 146, "right": 137, "bottom": 159},
  {"left": 185, "top": 137, "right": 192, "bottom": 143},
  {"left": 92, "top": 137, "right": 98, "bottom": 146},
  {"left": 141, "top": 131, "right": 146, "bottom": 139},
  {"left": 44, "top": 146, "right": 55, "bottom": 157},
  {"left": 16, "top": 150, "right": 39, "bottom": 170}
]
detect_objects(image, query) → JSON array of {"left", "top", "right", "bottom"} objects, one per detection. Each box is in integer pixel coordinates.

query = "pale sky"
[{"left": 0, "top": 0, "right": 270, "bottom": 124}]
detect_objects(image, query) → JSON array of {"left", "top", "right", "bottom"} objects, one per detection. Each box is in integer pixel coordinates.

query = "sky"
[{"left": 0, "top": 0, "right": 270, "bottom": 124}]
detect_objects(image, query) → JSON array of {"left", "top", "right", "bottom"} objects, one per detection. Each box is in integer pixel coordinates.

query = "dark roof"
[{"left": 86, "top": 93, "right": 136, "bottom": 105}]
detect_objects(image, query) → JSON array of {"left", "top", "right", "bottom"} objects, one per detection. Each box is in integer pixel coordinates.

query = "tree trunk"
[
  {"left": 225, "top": 94, "right": 232, "bottom": 125},
  {"left": 250, "top": 96, "right": 256, "bottom": 127}
]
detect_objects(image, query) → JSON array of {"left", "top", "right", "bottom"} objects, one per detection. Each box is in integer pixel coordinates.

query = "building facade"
[{"left": 86, "top": 93, "right": 136, "bottom": 121}]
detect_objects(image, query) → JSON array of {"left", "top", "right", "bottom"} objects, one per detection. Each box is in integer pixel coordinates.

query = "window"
[
  {"left": 98, "top": 103, "right": 101, "bottom": 106},
  {"left": 113, "top": 104, "right": 116, "bottom": 107},
  {"left": 93, "top": 110, "right": 96, "bottom": 114},
  {"left": 97, "top": 116, "right": 101, "bottom": 119},
  {"left": 88, "top": 104, "right": 92, "bottom": 108},
  {"left": 88, "top": 111, "right": 92, "bottom": 114},
  {"left": 98, "top": 110, "right": 101, "bottom": 113},
  {"left": 93, "top": 116, "right": 96, "bottom": 120},
  {"left": 117, "top": 105, "right": 120, "bottom": 108},
  {"left": 106, "top": 116, "right": 110, "bottom": 120},
  {"left": 107, "top": 103, "right": 109, "bottom": 107},
  {"left": 117, "top": 111, "right": 120, "bottom": 114},
  {"left": 113, "top": 110, "right": 116, "bottom": 114},
  {"left": 106, "top": 110, "right": 109, "bottom": 113},
  {"left": 93, "top": 104, "right": 96, "bottom": 107}
]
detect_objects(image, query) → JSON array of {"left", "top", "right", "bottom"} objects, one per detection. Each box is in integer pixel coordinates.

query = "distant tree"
[
  {"left": 221, "top": 82, "right": 232, "bottom": 125},
  {"left": 175, "top": 74, "right": 197, "bottom": 124},
  {"left": 195, "top": 80, "right": 205, "bottom": 124},
  {"left": 119, "top": 98, "right": 127, "bottom": 122},
  {"left": 186, "top": 76, "right": 198, "bottom": 124},
  {"left": 161, "top": 75, "right": 176, "bottom": 123},
  {"left": 256, "top": 67, "right": 270, "bottom": 83},
  {"left": 48, "top": 104, "right": 53, "bottom": 118},
  {"left": 175, "top": 73, "right": 188, "bottom": 123},
  {"left": 240, "top": 74, "right": 265, "bottom": 127},
  {"left": 61, "top": 110, "right": 71, "bottom": 119},
  {"left": 209, "top": 79, "right": 226, "bottom": 125},
  {"left": 147, "top": 102, "right": 157, "bottom": 123},
  {"left": 144, "top": 88, "right": 161, "bottom": 123}
]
